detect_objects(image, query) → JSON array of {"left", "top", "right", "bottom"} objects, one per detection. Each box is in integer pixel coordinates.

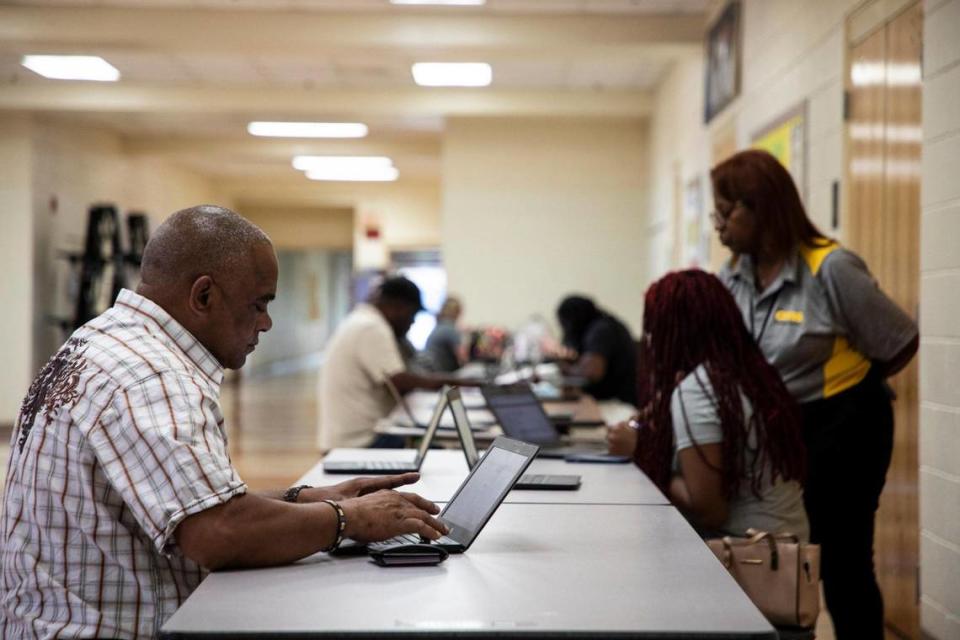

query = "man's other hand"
[{"left": 304, "top": 473, "right": 421, "bottom": 502}]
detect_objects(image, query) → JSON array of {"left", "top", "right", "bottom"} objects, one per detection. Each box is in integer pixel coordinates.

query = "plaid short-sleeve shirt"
[{"left": 1, "top": 289, "right": 247, "bottom": 639}]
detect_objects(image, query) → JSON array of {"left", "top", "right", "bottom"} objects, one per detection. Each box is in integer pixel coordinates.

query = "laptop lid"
[
  {"left": 412, "top": 385, "right": 449, "bottom": 464},
  {"left": 446, "top": 387, "right": 480, "bottom": 469},
  {"left": 385, "top": 377, "right": 425, "bottom": 428},
  {"left": 481, "top": 383, "right": 560, "bottom": 446},
  {"left": 438, "top": 436, "right": 538, "bottom": 550}
]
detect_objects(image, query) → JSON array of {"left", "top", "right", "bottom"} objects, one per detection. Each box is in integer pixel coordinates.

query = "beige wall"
[
  {"left": 124, "top": 157, "right": 234, "bottom": 227},
  {"left": 646, "top": 52, "right": 709, "bottom": 278},
  {"left": 919, "top": 1, "right": 960, "bottom": 636},
  {"left": 0, "top": 115, "right": 35, "bottom": 425},
  {"left": 442, "top": 117, "right": 647, "bottom": 335},
  {"left": 358, "top": 181, "right": 441, "bottom": 250},
  {"left": 242, "top": 205, "right": 354, "bottom": 250},
  {"left": 218, "top": 178, "right": 441, "bottom": 256}
]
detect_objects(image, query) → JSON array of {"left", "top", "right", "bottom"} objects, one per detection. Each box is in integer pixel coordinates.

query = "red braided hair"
[{"left": 633, "top": 269, "right": 805, "bottom": 497}]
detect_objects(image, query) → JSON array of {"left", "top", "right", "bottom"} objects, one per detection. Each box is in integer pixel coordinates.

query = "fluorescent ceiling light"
[
  {"left": 293, "top": 155, "right": 399, "bottom": 181},
  {"left": 21, "top": 55, "right": 120, "bottom": 82},
  {"left": 391, "top": 0, "right": 485, "bottom": 5},
  {"left": 248, "top": 122, "right": 368, "bottom": 138},
  {"left": 411, "top": 62, "right": 491, "bottom": 87},
  {"left": 292, "top": 155, "right": 393, "bottom": 171},
  {"left": 305, "top": 166, "right": 399, "bottom": 182}
]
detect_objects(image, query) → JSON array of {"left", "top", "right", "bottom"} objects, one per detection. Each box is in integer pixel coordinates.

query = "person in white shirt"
[{"left": 318, "top": 277, "right": 473, "bottom": 450}]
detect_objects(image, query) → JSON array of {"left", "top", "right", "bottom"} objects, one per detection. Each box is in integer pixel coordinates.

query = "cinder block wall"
[{"left": 919, "top": 0, "right": 960, "bottom": 636}]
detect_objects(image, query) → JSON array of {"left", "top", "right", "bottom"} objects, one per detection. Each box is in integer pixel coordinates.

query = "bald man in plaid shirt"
[{"left": 0, "top": 206, "right": 447, "bottom": 639}]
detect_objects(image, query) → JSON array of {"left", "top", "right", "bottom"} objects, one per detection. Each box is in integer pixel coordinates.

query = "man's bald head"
[
  {"left": 137, "top": 205, "right": 278, "bottom": 370},
  {"left": 141, "top": 205, "right": 271, "bottom": 289}
]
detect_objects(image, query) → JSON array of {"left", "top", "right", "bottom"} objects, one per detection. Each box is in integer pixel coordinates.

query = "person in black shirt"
[{"left": 556, "top": 295, "right": 637, "bottom": 405}]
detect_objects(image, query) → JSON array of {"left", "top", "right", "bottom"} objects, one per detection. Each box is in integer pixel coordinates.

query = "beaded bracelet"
[{"left": 320, "top": 499, "right": 346, "bottom": 553}]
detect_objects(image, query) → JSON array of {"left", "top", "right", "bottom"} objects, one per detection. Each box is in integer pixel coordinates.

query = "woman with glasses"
[{"left": 709, "top": 149, "right": 918, "bottom": 640}]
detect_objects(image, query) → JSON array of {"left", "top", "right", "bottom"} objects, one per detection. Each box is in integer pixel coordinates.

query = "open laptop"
[
  {"left": 385, "top": 379, "right": 491, "bottom": 431},
  {"left": 362, "top": 436, "right": 540, "bottom": 554},
  {"left": 447, "top": 387, "right": 581, "bottom": 490},
  {"left": 481, "top": 383, "right": 606, "bottom": 459},
  {"left": 385, "top": 377, "right": 432, "bottom": 428},
  {"left": 321, "top": 385, "right": 448, "bottom": 474}
]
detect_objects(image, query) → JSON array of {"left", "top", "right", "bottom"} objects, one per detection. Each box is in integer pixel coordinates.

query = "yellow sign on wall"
[
  {"left": 751, "top": 103, "right": 807, "bottom": 200},
  {"left": 753, "top": 115, "right": 803, "bottom": 170}
]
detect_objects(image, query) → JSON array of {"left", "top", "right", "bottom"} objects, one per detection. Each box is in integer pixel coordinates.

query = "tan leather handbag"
[{"left": 707, "top": 529, "right": 820, "bottom": 628}]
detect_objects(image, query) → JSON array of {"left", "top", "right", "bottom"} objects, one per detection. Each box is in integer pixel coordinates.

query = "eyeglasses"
[{"left": 709, "top": 200, "right": 744, "bottom": 228}]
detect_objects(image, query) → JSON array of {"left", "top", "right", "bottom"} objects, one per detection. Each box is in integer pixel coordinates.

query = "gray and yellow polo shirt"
[{"left": 719, "top": 241, "right": 917, "bottom": 404}]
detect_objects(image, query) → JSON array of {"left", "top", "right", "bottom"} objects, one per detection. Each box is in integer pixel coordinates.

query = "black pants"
[{"left": 800, "top": 373, "right": 894, "bottom": 640}]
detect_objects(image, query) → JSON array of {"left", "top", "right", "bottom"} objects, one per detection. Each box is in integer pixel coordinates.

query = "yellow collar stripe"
[{"left": 799, "top": 240, "right": 839, "bottom": 276}]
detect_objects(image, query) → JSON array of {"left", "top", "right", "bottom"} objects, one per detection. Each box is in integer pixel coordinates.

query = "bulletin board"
[{"left": 751, "top": 102, "right": 808, "bottom": 201}]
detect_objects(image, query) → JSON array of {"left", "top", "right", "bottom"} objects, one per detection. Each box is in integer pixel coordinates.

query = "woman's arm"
[
  {"left": 820, "top": 249, "right": 919, "bottom": 375},
  {"left": 671, "top": 444, "right": 729, "bottom": 531},
  {"left": 875, "top": 333, "right": 919, "bottom": 378}
]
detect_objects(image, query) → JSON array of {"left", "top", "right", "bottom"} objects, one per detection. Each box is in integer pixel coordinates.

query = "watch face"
[{"left": 284, "top": 485, "right": 309, "bottom": 502}]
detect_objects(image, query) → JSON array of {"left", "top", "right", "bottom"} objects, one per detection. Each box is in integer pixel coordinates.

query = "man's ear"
[{"left": 188, "top": 275, "right": 216, "bottom": 316}]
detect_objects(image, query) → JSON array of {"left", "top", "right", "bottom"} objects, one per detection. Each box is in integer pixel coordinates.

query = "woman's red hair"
[{"left": 633, "top": 269, "right": 805, "bottom": 497}]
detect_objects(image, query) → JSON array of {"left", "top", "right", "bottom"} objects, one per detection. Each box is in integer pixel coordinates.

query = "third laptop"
[{"left": 448, "top": 387, "right": 581, "bottom": 490}]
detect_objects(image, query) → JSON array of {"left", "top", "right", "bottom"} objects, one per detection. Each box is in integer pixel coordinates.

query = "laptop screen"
[
  {"left": 447, "top": 388, "right": 479, "bottom": 468},
  {"left": 439, "top": 437, "right": 538, "bottom": 548},
  {"left": 482, "top": 385, "right": 559, "bottom": 445},
  {"left": 385, "top": 378, "right": 421, "bottom": 427}
]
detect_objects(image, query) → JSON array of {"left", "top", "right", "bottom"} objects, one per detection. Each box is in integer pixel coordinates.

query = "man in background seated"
[
  {"left": 0, "top": 206, "right": 447, "bottom": 639},
  {"left": 319, "top": 277, "right": 472, "bottom": 450},
  {"left": 556, "top": 295, "right": 638, "bottom": 405},
  {"left": 424, "top": 295, "right": 465, "bottom": 372}
]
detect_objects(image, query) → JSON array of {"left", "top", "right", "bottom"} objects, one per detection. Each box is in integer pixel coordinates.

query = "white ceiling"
[
  {"left": 0, "top": 0, "right": 708, "bottom": 190},
  {"left": 5, "top": 0, "right": 709, "bottom": 14}
]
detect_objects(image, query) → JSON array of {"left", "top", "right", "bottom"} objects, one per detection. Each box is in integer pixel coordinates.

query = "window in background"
[{"left": 392, "top": 249, "right": 446, "bottom": 350}]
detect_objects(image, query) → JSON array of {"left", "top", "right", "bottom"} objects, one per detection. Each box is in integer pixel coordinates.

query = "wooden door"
[{"left": 846, "top": 2, "right": 922, "bottom": 637}]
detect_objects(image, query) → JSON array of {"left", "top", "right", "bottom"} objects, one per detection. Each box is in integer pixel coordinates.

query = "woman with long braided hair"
[{"left": 608, "top": 269, "right": 808, "bottom": 538}]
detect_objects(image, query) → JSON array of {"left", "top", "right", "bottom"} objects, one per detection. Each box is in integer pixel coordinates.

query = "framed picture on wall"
[
  {"left": 704, "top": 1, "right": 742, "bottom": 123},
  {"left": 751, "top": 101, "right": 808, "bottom": 202}
]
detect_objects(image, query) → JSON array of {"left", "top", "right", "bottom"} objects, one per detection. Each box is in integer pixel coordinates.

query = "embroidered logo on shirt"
[
  {"left": 17, "top": 336, "right": 89, "bottom": 452},
  {"left": 774, "top": 309, "right": 804, "bottom": 324}
]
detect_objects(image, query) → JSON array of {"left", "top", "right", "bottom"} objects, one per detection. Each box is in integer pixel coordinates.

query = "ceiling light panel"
[
  {"left": 21, "top": 55, "right": 120, "bottom": 82},
  {"left": 411, "top": 62, "right": 492, "bottom": 87}
]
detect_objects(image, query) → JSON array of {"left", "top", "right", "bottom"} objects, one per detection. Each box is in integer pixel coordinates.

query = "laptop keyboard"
[
  {"left": 520, "top": 474, "right": 559, "bottom": 484},
  {"left": 353, "top": 460, "right": 414, "bottom": 470},
  {"left": 368, "top": 533, "right": 458, "bottom": 551}
]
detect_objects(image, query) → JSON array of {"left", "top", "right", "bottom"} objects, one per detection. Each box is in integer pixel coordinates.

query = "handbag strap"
[
  {"left": 719, "top": 536, "right": 735, "bottom": 568},
  {"left": 744, "top": 530, "right": 779, "bottom": 571}
]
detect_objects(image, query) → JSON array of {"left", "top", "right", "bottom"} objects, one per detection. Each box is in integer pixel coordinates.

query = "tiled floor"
[{"left": 0, "top": 370, "right": 913, "bottom": 639}]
